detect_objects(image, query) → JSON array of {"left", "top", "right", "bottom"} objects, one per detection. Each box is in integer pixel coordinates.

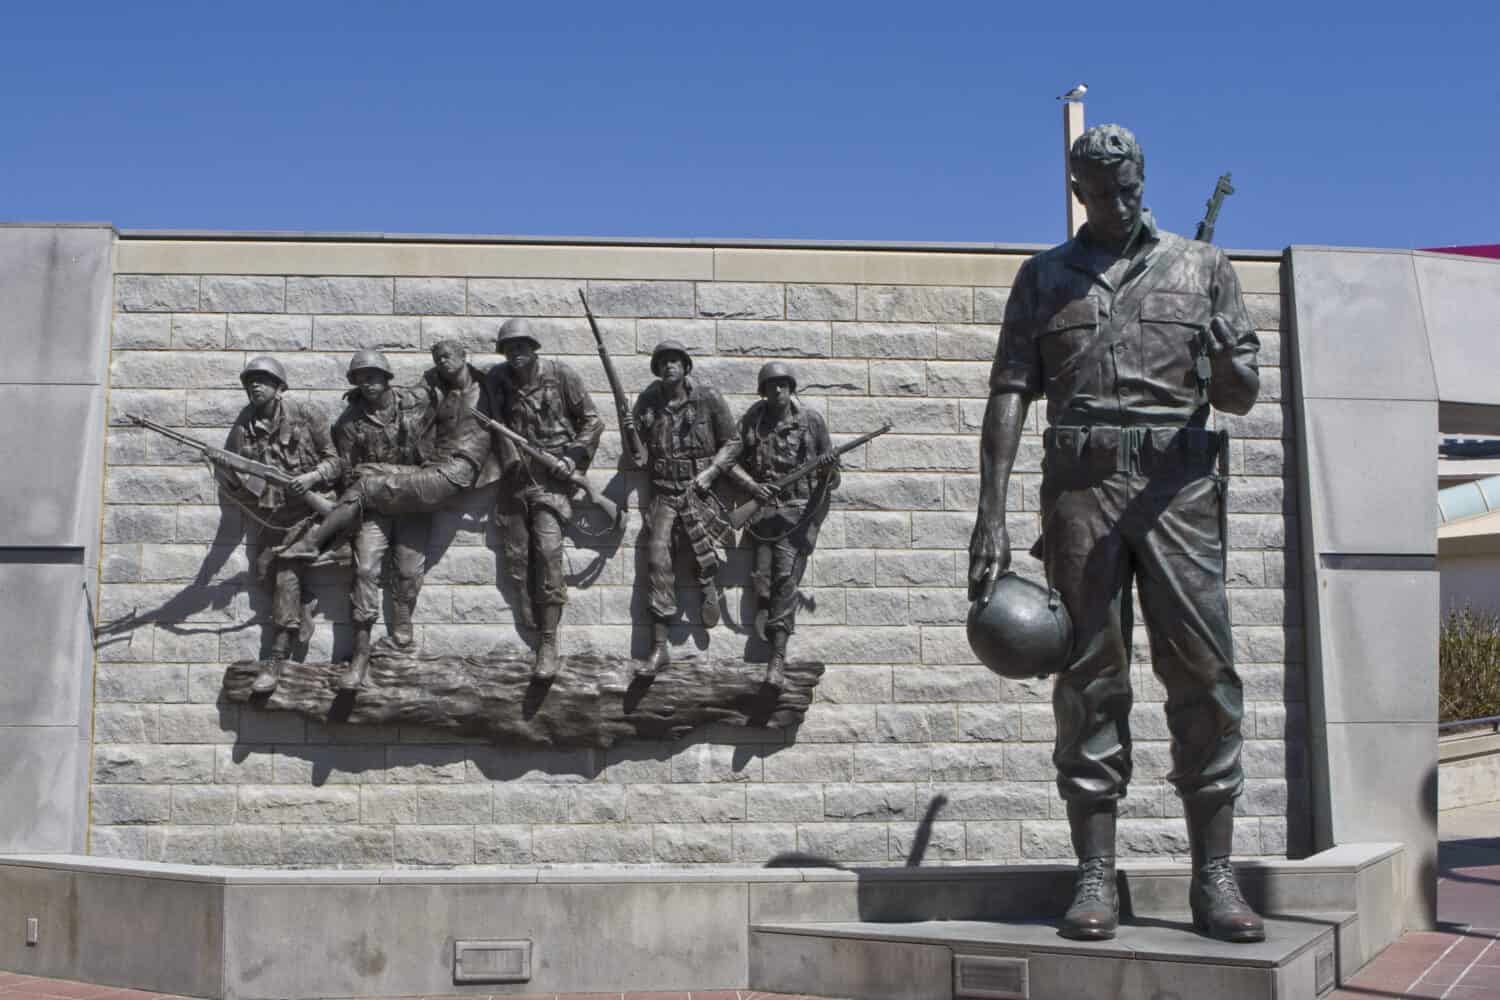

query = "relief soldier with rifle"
[
  {"left": 626, "top": 339, "right": 742, "bottom": 676},
  {"left": 726, "top": 362, "right": 840, "bottom": 689},
  {"left": 224, "top": 357, "right": 341, "bottom": 693},
  {"left": 330, "top": 350, "right": 431, "bottom": 691},
  {"left": 482, "top": 317, "right": 604, "bottom": 680},
  {"left": 968, "top": 124, "right": 1264, "bottom": 943}
]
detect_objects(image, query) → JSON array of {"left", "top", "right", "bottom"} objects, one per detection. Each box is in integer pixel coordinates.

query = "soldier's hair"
[
  {"left": 430, "top": 339, "right": 467, "bottom": 359},
  {"left": 1069, "top": 124, "right": 1145, "bottom": 174}
]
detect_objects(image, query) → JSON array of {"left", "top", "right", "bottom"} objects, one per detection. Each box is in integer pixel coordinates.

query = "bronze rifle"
[
  {"left": 580, "top": 288, "right": 647, "bottom": 466},
  {"left": 469, "top": 406, "right": 621, "bottom": 527},
  {"left": 126, "top": 414, "right": 335, "bottom": 516},
  {"left": 1194, "top": 172, "right": 1235, "bottom": 243},
  {"left": 728, "top": 423, "right": 892, "bottom": 530}
]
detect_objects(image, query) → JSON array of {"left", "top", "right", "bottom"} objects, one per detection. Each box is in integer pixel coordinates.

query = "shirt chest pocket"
[
  {"left": 1038, "top": 298, "right": 1102, "bottom": 399},
  {"left": 1139, "top": 291, "right": 1211, "bottom": 388}
]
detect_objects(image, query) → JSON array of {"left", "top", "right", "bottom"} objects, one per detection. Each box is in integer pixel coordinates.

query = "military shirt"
[
  {"left": 332, "top": 387, "right": 427, "bottom": 480},
  {"left": 487, "top": 358, "right": 603, "bottom": 469},
  {"left": 737, "top": 397, "right": 839, "bottom": 502},
  {"left": 633, "top": 376, "right": 742, "bottom": 484},
  {"left": 989, "top": 211, "right": 1259, "bottom": 428},
  {"left": 225, "top": 397, "right": 339, "bottom": 513},
  {"left": 413, "top": 365, "right": 492, "bottom": 487}
]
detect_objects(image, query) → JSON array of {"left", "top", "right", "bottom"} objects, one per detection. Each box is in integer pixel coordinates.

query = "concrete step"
[{"left": 750, "top": 912, "right": 1355, "bottom": 1000}]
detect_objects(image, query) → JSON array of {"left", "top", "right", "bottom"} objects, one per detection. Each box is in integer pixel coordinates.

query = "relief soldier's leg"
[
  {"left": 750, "top": 541, "right": 773, "bottom": 640},
  {"left": 641, "top": 495, "right": 680, "bottom": 677},
  {"left": 499, "top": 497, "right": 537, "bottom": 631},
  {"left": 763, "top": 539, "right": 804, "bottom": 689},
  {"left": 280, "top": 495, "right": 362, "bottom": 561},
  {"left": 1135, "top": 473, "right": 1261, "bottom": 942},
  {"left": 684, "top": 512, "right": 722, "bottom": 628},
  {"left": 532, "top": 508, "right": 568, "bottom": 680},
  {"left": 341, "top": 515, "right": 391, "bottom": 692},
  {"left": 1045, "top": 475, "right": 1134, "bottom": 939},
  {"left": 254, "top": 559, "right": 305, "bottom": 694}
]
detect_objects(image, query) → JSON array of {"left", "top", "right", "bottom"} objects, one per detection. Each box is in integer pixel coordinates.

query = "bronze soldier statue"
[
  {"left": 223, "top": 357, "right": 341, "bottom": 694},
  {"left": 330, "top": 350, "right": 430, "bottom": 691},
  {"left": 727, "top": 362, "right": 839, "bottom": 689},
  {"left": 280, "top": 339, "right": 494, "bottom": 608},
  {"left": 624, "top": 340, "right": 741, "bottom": 675},
  {"left": 967, "top": 124, "right": 1265, "bottom": 943},
  {"left": 486, "top": 318, "right": 604, "bottom": 679}
]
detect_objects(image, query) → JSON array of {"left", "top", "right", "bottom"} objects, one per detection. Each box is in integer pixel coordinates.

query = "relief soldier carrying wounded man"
[{"left": 967, "top": 124, "right": 1265, "bottom": 943}]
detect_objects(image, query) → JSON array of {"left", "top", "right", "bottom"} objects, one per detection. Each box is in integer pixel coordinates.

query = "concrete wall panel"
[
  {"left": 0, "top": 226, "right": 114, "bottom": 384},
  {"left": 1303, "top": 397, "right": 1437, "bottom": 554},
  {"left": 0, "top": 561, "right": 89, "bottom": 725},
  {"left": 1288, "top": 249, "right": 1435, "bottom": 401},
  {"left": 0, "top": 385, "right": 107, "bottom": 547},
  {"left": 1414, "top": 252, "right": 1500, "bottom": 408},
  {"left": 1317, "top": 568, "right": 1439, "bottom": 724},
  {"left": 0, "top": 728, "right": 82, "bottom": 851}
]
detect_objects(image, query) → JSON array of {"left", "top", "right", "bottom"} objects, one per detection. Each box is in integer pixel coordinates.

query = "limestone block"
[
  {"left": 530, "top": 824, "right": 654, "bottom": 863},
  {"left": 171, "top": 313, "right": 228, "bottom": 349},
  {"left": 474, "top": 824, "right": 532, "bottom": 863},
  {"left": 869, "top": 360, "right": 926, "bottom": 395},
  {"left": 696, "top": 282, "right": 784, "bottom": 319},
  {"left": 90, "top": 785, "right": 172, "bottom": 825},
  {"left": 280, "top": 825, "right": 395, "bottom": 865},
  {"left": 824, "top": 783, "right": 916, "bottom": 820},
  {"left": 117, "top": 275, "right": 199, "bottom": 313},
  {"left": 930, "top": 743, "right": 1007, "bottom": 782},
  {"left": 876, "top": 550, "right": 953, "bottom": 586},
  {"left": 795, "top": 704, "right": 878, "bottom": 742},
  {"left": 311, "top": 315, "right": 422, "bottom": 350},
  {"left": 93, "top": 704, "right": 157, "bottom": 743},
  {"left": 832, "top": 323, "right": 936, "bottom": 359},
  {"left": 394, "top": 277, "right": 465, "bottom": 315},
  {"left": 669, "top": 742, "right": 761, "bottom": 783},
  {"left": 111, "top": 351, "right": 243, "bottom": 388},
  {"left": 285, "top": 277, "right": 393, "bottom": 314},
  {"left": 468, "top": 277, "right": 581, "bottom": 316},
  {"left": 395, "top": 825, "right": 476, "bottom": 864},
  {"left": 876, "top": 704, "right": 958, "bottom": 742},
  {"left": 828, "top": 398, "right": 957, "bottom": 435},
  {"left": 833, "top": 472, "right": 945, "bottom": 510},
  {"left": 926, "top": 360, "right": 992, "bottom": 397},
  {"left": 937, "top": 324, "right": 1000, "bottom": 363},
  {"left": 733, "top": 823, "right": 797, "bottom": 861},
  {"left": 889, "top": 821, "right": 967, "bottom": 862},
  {"left": 271, "top": 746, "right": 387, "bottom": 785},
  {"left": 893, "top": 664, "right": 997, "bottom": 703},
  {"left": 762, "top": 744, "right": 854, "bottom": 783},
  {"left": 746, "top": 783, "right": 823, "bottom": 821},
  {"left": 626, "top": 783, "right": 745, "bottom": 822},
  {"left": 716, "top": 320, "right": 831, "bottom": 356},
  {"left": 796, "top": 822, "right": 888, "bottom": 862},
  {"left": 853, "top": 745, "right": 933, "bottom": 783},
  {"left": 92, "top": 745, "right": 214, "bottom": 784},
  {"left": 113, "top": 313, "right": 172, "bottom": 349},
  {"left": 637, "top": 317, "right": 715, "bottom": 355},
  {"left": 568, "top": 785, "right": 627, "bottom": 822},
  {"left": 974, "top": 287, "right": 1011, "bottom": 323},
  {"left": 786, "top": 283, "right": 856, "bottom": 321},
  {"left": 844, "top": 589, "right": 910, "bottom": 626},
  {"left": 1003, "top": 743, "right": 1055, "bottom": 781},
  {"left": 94, "top": 664, "right": 189, "bottom": 703},
  {"left": 653, "top": 823, "right": 734, "bottom": 862},
  {"left": 584, "top": 280, "right": 694, "bottom": 318},
  {"left": 909, "top": 589, "right": 969, "bottom": 625},
  {"left": 858, "top": 285, "right": 972, "bottom": 323},
  {"left": 966, "top": 820, "right": 1022, "bottom": 859},
  {"left": 226, "top": 314, "right": 312, "bottom": 351},
  {"left": 202, "top": 276, "right": 286, "bottom": 313},
  {"left": 156, "top": 703, "right": 237, "bottom": 743},
  {"left": 171, "top": 786, "right": 238, "bottom": 825}
]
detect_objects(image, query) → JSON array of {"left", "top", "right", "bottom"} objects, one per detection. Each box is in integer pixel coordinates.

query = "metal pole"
[{"left": 1063, "top": 101, "right": 1086, "bottom": 237}]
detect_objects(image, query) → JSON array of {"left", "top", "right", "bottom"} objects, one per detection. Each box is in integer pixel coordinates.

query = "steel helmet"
[
  {"left": 346, "top": 349, "right": 394, "bottom": 383},
  {"left": 757, "top": 360, "right": 797, "bottom": 395},
  {"left": 650, "top": 340, "right": 694, "bottom": 376},
  {"left": 966, "top": 573, "right": 1074, "bottom": 679},
  {"left": 240, "top": 356, "right": 287, "bottom": 389},
  {"left": 496, "top": 317, "right": 541, "bottom": 351}
]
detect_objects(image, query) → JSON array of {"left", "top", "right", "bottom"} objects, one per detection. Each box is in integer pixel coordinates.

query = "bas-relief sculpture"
[
  {"left": 134, "top": 321, "right": 871, "bottom": 745},
  {"left": 966, "top": 124, "right": 1265, "bottom": 942}
]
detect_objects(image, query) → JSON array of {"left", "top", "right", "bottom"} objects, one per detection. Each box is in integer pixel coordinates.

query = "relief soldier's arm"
[
  {"left": 1205, "top": 251, "right": 1261, "bottom": 416},
  {"left": 968, "top": 392, "right": 1029, "bottom": 603}
]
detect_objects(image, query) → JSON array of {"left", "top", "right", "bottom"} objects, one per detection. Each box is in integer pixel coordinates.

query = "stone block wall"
[{"left": 89, "top": 238, "right": 1300, "bottom": 867}]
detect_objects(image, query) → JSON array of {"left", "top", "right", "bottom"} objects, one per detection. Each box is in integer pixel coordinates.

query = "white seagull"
[{"left": 1057, "top": 82, "right": 1088, "bottom": 102}]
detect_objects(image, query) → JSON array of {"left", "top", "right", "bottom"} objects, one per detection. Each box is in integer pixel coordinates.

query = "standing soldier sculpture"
[
  {"left": 727, "top": 362, "right": 839, "bottom": 689},
  {"left": 330, "top": 350, "right": 430, "bottom": 691},
  {"left": 485, "top": 318, "right": 604, "bottom": 680},
  {"left": 280, "top": 338, "right": 494, "bottom": 623},
  {"left": 224, "top": 357, "right": 341, "bottom": 694},
  {"left": 967, "top": 124, "right": 1265, "bottom": 943},
  {"left": 624, "top": 340, "right": 742, "bottom": 676}
]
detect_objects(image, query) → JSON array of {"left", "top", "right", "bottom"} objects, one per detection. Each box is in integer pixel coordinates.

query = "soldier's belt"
[
  {"left": 651, "top": 455, "right": 712, "bottom": 481},
  {"left": 1044, "top": 425, "right": 1226, "bottom": 477}
]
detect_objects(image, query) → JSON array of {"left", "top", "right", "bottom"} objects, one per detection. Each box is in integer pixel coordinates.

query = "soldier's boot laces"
[
  {"left": 700, "top": 582, "right": 721, "bottom": 628},
  {"left": 1190, "top": 860, "right": 1264, "bottom": 942},
  {"left": 338, "top": 626, "right": 372, "bottom": 692},
  {"left": 764, "top": 630, "right": 789, "bottom": 690},
  {"left": 1059, "top": 857, "right": 1119, "bottom": 940},
  {"left": 534, "top": 605, "right": 562, "bottom": 681},
  {"left": 1187, "top": 799, "right": 1265, "bottom": 943},
  {"left": 639, "top": 621, "right": 670, "bottom": 678},
  {"left": 379, "top": 600, "right": 415, "bottom": 652},
  {"left": 252, "top": 629, "right": 293, "bottom": 694}
]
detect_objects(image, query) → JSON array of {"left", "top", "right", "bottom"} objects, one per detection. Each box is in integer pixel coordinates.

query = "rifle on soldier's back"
[
  {"left": 728, "top": 423, "right": 892, "bottom": 531},
  {"left": 469, "top": 406, "right": 621, "bottom": 527},
  {"left": 127, "top": 414, "right": 335, "bottom": 516},
  {"left": 579, "top": 289, "right": 647, "bottom": 465},
  {"left": 1194, "top": 172, "right": 1235, "bottom": 243}
]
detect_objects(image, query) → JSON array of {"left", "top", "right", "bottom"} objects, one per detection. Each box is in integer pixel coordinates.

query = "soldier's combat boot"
[
  {"left": 252, "top": 628, "right": 294, "bottom": 694},
  {"left": 639, "top": 621, "right": 671, "bottom": 677},
  {"left": 534, "top": 605, "right": 562, "bottom": 681},
  {"left": 280, "top": 499, "right": 361, "bottom": 561},
  {"left": 338, "top": 624, "right": 373, "bottom": 692},
  {"left": 700, "top": 581, "right": 721, "bottom": 628},
  {"left": 764, "top": 629, "right": 788, "bottom": 690},
  {"left": 1059, "top": 802, "right": 1119, "bottom": 940},
  {"left": 381, "top": 600, "right": 415, "bottom": 651},
  {"left": 1187, "top": 799, "right": 1265, "bottom": 942}
]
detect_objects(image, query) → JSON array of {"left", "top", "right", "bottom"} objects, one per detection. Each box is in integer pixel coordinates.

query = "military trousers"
[
  {"left": 747, "top": 503, "right": 818, "bottom": 635},
  {"left": 498, "top": 483, "right": 570, "bottom": 611},
  {"left": 1041, "top": 425, "right": 1243, "bottom": 810},
  {"left": 350, "top": 461, "right": 469, "bottom": 516},
  {"left": 644, "top": 488, "right": 719, "bottom": 620},
  {"left": 351, "top": 512, "right": 430, "bottom": 625}
]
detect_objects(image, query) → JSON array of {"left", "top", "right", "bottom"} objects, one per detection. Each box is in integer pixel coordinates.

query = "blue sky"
[{"left": 3, "top": 1, "right": 1496, "bottom": 250}]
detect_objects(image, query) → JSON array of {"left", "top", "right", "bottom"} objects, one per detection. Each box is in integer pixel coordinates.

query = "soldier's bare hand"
[
  {"left": 287, "top": 471, "right": 321, "bottom": 497},
  {"left": 555, "top": 456, "right": 576, "bottom": 477},
  {"left": 816, "top": 452, "right": 840, "bottom": 469},
  {"left": 967, "top": 506, "right": 1011, "bottom": 606},
  {"left": 752, "top": 483, "right": 777, "bottom": 503},
  {"left": 1206, "top": 314, "right": 1237, "bottom": 355},
  {"left": 692, "top": 469, "right": 716, "bottom": 493}
]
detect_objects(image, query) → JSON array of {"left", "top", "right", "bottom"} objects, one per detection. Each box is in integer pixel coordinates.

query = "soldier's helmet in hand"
[
  {"left": 967, "top": 573, "right": 1074, "bottom": 679},
  {"left": 346, "top": 350, "right": 394, "bottom": 382},
  {"left": 240, "top": 356, "right": 288, "bottom": 389},
  {"left": 650, "top": 340, "right": 693, "bottom": 376}
]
